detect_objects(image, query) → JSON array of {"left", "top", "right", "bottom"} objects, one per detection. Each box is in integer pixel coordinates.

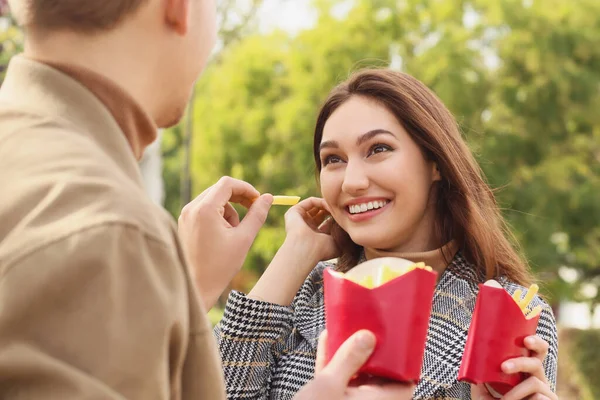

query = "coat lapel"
[
  {"left": 294, "top": 263, "right": 328, "bottom": 351},
  {"left": 414, "top": 253, "right": 483, "bottom": 398}
]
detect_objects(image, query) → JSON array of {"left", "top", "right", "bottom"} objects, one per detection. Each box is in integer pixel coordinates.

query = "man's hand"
[
  {"left": 294, "top": 330, "right": 416, "bottom": 400},
  {"left": 178, "top": 176, "right": 273, "bottom": 309}
]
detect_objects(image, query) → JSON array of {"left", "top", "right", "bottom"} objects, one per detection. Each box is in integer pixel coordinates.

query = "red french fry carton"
[
  {"left": 323, "top": 257, "right": 437, "bottom": 383},
  {"left": 458, "top": 283, "right": 541, "bottom": 396}
]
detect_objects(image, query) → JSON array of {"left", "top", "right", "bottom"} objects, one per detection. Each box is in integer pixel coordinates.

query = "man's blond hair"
[{"left": 9, "top": 0, "right": 148, "bottom": 32}]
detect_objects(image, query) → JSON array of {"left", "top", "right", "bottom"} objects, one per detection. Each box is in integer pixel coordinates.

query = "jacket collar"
[{"left": 0, "top": 55, "right": 145, "bottom": 186}]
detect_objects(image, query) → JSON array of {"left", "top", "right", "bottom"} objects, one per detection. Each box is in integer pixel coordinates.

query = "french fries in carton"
[
  {"left": 323, "top": 257, "right": 437, "bottom": 382},
  {"left": 458, "top": 280, "right": 542, "bottom": 397}
]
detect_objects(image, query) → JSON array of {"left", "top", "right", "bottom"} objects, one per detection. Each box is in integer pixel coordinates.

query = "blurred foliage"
[
  {"left": 208, "top": 307, "right": 225, "bottom": 327},
  {"left": 162, "top": 0, "right": 600, "bottom": 307},
  {"left": 0, "top": 13, "right": 23, "bottom": 85},
  {"left": 560, "top": 328, "right": 600, "bottom": 398}
]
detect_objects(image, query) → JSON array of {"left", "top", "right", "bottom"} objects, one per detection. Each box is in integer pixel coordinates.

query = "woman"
[{"left": 214, "top": 69, "right": 558, "bottom": 399}]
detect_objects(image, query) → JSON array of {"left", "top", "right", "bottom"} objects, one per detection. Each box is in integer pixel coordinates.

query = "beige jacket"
[{"left": 0, "top": 56, "right": 225, "bottom": 399}]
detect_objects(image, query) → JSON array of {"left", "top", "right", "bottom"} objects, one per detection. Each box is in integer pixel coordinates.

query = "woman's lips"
[{"left": 345, "top": 201, "right": 390, "bottom": 222}]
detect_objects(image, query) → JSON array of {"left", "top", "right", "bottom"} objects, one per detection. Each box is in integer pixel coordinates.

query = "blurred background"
[{"left": 2, "top": 0, "right": 599, "bottom": 397}]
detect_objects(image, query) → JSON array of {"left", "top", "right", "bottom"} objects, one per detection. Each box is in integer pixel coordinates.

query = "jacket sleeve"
[
  {"left": 0, "top": 223, "right": 195, "bottom": 399},
  {"left": 536, "top": 304, "right": 559, "bottom": 392},
  {"left": 213, "top": 262, "right": 329, "bottom": 400},
  {"left": 213, "top": 290, "right": 295, "bottom": 400}
]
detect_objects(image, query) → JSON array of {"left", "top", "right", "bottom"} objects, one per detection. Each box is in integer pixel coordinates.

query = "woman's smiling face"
[{"left": 319, "top": 96, "right": 441, "bottom": 253}]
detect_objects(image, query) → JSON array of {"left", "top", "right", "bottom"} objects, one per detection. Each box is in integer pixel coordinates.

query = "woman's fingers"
[
  {"left": 470, "top": 384, "right": 496, "bottom": 399},
  {"left": 524, "top": 335, "right": 549, "bottom": 363},
  {"left": 318, "top": 216, "right": 334, "bottom": 234},
  {"left": 501, "top": 376, "right": 557, "bottom": 400},
  {"left": 291, "top": 197, "right": 331, "bottom": 231},
  {"left": 502, "top": 356, "right": 546, "bottom": 382}
]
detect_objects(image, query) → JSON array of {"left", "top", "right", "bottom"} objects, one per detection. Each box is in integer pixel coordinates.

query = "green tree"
[{"left": 168, "top": 0, "right": 600, "bottom": 306}]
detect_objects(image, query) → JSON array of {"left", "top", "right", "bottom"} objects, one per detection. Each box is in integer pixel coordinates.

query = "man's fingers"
[
  {"left": 237, "top": 193, "right": 273, "bottom": 240},
  {"left": 320, "top": 330, "right": 376, "bottom": 384},
  {"left": 204, "top": 176, "right": 260, "bottom": 208},
  {"left": 223, "top": 203, "right": 240, "bottom": 227}
]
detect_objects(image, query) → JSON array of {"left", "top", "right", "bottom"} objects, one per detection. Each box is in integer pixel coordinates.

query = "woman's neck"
[{"left": 364, "top": 240, "right": 459, "bottom": 275}]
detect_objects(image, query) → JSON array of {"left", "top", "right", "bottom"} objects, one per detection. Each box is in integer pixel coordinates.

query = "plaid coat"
[{"left": 214, "top": 252, "right": 558, "bottom": 399}]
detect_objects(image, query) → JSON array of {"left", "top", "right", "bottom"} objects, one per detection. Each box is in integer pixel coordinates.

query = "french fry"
[
  {"left": 512, "top": 289, "right": 522, "bottom": 303},
  {"left": 344, "top": 261, "right": 433, "bottom": 289},
  {"left": 359, "top": 275, "right": 375, "bottom": 289},
  {"left": 376, "top": 265, "right": 400, "bottom": 286},
  {"left": 518, "top": 284, "right": 539, "bottom": 311},
  {"left": 526, "top": 305, "right": 543, "bottom": 318},
  {"left": 272, "top": 195, "right": 301, "bottom": 206}
]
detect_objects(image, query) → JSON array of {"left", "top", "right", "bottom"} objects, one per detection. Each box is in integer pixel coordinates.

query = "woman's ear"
[
  {"left": 432, "top": 162, "right": 442, "bottom": 182},
  {"left": 165, "top": 0, "right": 190, "bottom": 35}
]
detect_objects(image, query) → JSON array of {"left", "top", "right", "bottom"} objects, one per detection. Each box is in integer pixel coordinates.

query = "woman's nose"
[{"left": 341, "top": 160, "right": 370, "bottom": 195}]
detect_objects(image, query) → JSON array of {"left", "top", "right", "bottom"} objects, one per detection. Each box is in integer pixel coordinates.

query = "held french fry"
[{"left": 272, "top": 195, "right": 301, "bottom": 206}]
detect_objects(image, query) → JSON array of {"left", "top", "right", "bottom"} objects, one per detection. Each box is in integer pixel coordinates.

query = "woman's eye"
[
  {"left": 323, "top": 155, "right": 343, "bottom": 166},
  {"left": 368, "top": 143, "right": 393, "bottom": 156}
]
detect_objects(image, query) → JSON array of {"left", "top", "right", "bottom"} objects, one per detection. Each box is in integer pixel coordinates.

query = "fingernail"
[
  {"left": 356, "top": 331, "right": 375, "bottom": 350},
  {"left": 262, "top": 193, "right": 274, "bottom": 204},
  {"left": 503, "top": 361, "right": 515, "bottom": 372}
]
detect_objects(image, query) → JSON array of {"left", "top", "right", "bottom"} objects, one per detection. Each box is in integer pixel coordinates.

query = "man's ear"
[
  {"left": 432, "top": 162, "right": 441, "bottom": 182},
  {"left": 165, "top": 0, "right": 190, "bottom": 35}
]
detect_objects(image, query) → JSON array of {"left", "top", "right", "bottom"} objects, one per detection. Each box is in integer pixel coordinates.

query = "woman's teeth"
[{"left": 348, "top": 200, "right": 389, "bottom": 215}]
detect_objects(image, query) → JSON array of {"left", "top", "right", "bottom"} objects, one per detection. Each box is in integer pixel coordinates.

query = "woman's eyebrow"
[
  {"left": 356, "top": 129, "right": 395, "bottom": 146},
  {"left": 319, "top": 129, "right": 395, "bottom": 152},
  {"left": 319, "top": 140, "right": 339, "bottom": 152}
]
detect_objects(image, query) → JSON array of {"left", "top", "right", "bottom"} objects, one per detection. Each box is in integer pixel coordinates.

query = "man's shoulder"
[{"left": 0, "top": 110, "right": 177, "bottom": 270}]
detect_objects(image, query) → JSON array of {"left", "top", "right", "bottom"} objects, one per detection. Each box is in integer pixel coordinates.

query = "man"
[{"left": 0, "top": 1, "right": 414, "bottom": 398}]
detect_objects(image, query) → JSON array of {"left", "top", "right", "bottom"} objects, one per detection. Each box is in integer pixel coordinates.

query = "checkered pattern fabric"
[{"left": 214, "top": 252, "right": 558, "bottom": 399}]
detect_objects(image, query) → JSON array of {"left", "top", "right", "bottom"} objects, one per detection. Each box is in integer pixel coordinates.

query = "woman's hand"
[
  {"left": 501, "top": 335, "right": 556, "bottom": 400},
  {"left": 283, "top": 197, "right": 339, "bottom": 262},
  {"left": 472, "top": 335, "right": 556, "bottom": 400},
  {"left": 248, "top": 197, "right": 338, "bottom": 306}
]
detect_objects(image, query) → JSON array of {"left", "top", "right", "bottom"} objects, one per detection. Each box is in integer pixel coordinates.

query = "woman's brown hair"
[{"left": 313, "top": 69, "right": 533, "bottom": 286}]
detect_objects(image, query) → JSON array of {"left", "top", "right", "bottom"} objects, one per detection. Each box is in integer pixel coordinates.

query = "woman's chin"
[{"left": 349, "top": 232, "right": 395, "bottom": 251}]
